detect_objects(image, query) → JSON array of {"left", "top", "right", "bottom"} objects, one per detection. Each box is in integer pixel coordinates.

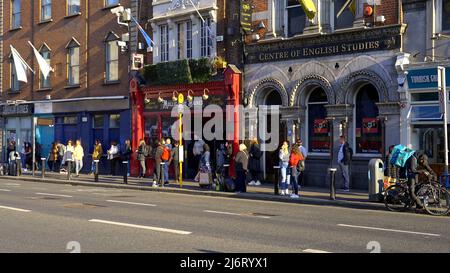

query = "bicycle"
[{"left": 384, "top": 175, "right": 450, "bottom": 216}]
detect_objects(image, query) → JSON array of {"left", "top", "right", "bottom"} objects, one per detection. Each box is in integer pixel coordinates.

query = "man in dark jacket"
[
  {"left": 235, "top": 144, "right": 249, "bottom": 193},
  {"left": 169, "top": 142, "right": 180, "bottom": 184},
  {"left": 401, "top": 152, "right": 423, "bottom": 208},
  {"left": 337, "top": 135, "right": 352, "bottom": 191},
  {"left": 248, "top": 138, "right": 263, "bottom": 186},
  {"left": 153, "top": 140, "right": 164, "bottom": 187}
]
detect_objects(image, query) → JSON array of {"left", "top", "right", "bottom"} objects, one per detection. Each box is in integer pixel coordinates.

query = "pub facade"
[{"left": 244, "top": 0, "right": 405, "bottom": 189}]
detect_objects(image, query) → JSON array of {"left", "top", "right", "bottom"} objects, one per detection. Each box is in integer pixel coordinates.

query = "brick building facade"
[{"left": 0, "top": 0, "right": 131, "bottom": 175}]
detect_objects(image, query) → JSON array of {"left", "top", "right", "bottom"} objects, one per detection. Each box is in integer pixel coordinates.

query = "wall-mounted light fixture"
[
  {"left": 202, "top": 88, "right": 210, "bottom": 101},
  {"left": 158, "top": 92, "right": 164, "bottom": 103},
  {"left": 187, "top": 89, "right": 194, "bottom": 103},
  {"left": 172, "top": 91, "right": 179, "bottom": 102}
]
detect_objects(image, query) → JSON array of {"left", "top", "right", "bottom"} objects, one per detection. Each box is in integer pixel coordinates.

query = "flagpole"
[
  {"left": 336, "top": 0, "right": 353, "bottom": 18},
  {"left": 187, "top": 0, "right": 215, "bottom": 53}
]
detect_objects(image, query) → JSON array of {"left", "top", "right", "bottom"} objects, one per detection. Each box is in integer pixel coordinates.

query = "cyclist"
[
  {"left": 417, "top": 154, "right": 437, "bottom": 183},
  {"left": 399, "top": 150, "right": 423, "bottom": 209}
]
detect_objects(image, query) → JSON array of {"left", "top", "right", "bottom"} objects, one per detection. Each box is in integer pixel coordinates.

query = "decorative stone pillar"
[
  {"left": 303, "top": 0, "right": 321, "bottom": 34},
  {"left": 320, "top": 0, "right": 332, "bottom": 33},
  {"left": 190, "top": 14, "right": 201, "bottom": 59},
  {"left": 281, "top": 106, "right": 302, "bottom": 145},
  {"left": 376, "top": 102, "right": 401, "bottom": 156}
]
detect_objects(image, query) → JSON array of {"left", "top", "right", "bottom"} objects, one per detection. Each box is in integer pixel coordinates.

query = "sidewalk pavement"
[{"left": 0, "top": 171, "right": 388, "bottom": 211}]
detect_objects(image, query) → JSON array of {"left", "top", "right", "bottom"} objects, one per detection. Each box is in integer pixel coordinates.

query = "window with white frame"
[
  {"left": 160, "top": 24, "right": 169, "bottom": 62},
  {"left": 106, "top": 41, "right": 119, "bottom": 82},
  {"left": 333, "top": 0, "right": 355, "bottom": 30},
  {"left": 10, "top": 58, "right": 20, "bottom": 92},
  {"left": 286, "top": 0, "right": 306, "bottom": 37},
  {"left": 67, "top": 39, "right": 80, "bottom": 86},
  {"left": 443, "top": 0, "right": 450, "bottom": 31},
  {"left": 11, "top": 0, "right": 21, "bottom": 29},
  {"left": 41, "top": 0, "right": 52, "bottom": 21},
  {"left": 67, "top": 0, "right": 80, "bottom": 16},
  {"left": 105, "top": 0, "right": 119, "bottom": 7},
  {"left": 40, "top": 45, "right": 51, "bottom": 89},
  {"left": 200, "top": 17, "right": 212, "bottom": 57},
  {"left": 177, "top": 20, "right": 192, "bottom": 60}
]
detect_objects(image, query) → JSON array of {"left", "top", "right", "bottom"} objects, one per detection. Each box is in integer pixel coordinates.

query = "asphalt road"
[{"left": 0, "top": 178, "right": 448, "bottom": 253}]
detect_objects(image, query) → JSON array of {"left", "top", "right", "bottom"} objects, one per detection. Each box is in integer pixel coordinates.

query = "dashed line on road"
[
  {"left": 338, "top": 224, "right": 441, "bottom": 237},
  {"left": 0, "top": 189, "right": 11, "bottom": 192},
  {"left": 204, "top": 210, "right": 271, "bottom": 219},
  {"left": 302, "top": 249, "right": 331, "bottom": 253},
  {"left": 4, "top": 183, "right": 21, "bottom": 186},
  {"left": 0, "top": 205, "right": 31, "bottom": 213},
  {"left": 88, "top": 219, "right": 192, "bottom": 235},
  {"left": 35, "top": 192, "right": 73, "bottom": 198},
  {"left": 105, "top": 200, "right": 157, "bottom": 207}
]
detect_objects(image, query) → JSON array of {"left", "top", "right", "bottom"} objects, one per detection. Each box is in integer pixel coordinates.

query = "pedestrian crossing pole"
[{"left": 178, "top": 93, "right": 184, "bottom": 188}]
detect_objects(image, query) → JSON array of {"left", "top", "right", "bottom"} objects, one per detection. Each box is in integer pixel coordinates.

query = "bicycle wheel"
[
  {"left": 422, "top": 185, "right": 450, "bottom": 216},
  {"left": 384, "top": 184, "right": 410, "bottom": 212}
]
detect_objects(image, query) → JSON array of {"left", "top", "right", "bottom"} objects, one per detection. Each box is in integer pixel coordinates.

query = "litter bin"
[{"left": 368, "top": 158, "right": 384, "bottom": 202}]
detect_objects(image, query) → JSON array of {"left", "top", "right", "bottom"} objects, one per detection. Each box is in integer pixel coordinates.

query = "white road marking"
[
  {"left": 35, "top": 192, "right": 73, "bottom": 198},
  {"left": 88, "top": 219, "right": 192, "bottom": 235},
  {"left": 0, "top": 205, "right": 31, "bottom": 212},
  {"left": 338, "top": 224, "right": 441, "bottom": 237},
  {"left": 204, "top": 210, "right": 271, "bottom": 219},
  {"left": 0, "top": 189, "right": 11, "bottom": 192},
  {"left": 4, "top": 183, "right": 20, "bottom": 186},
  {"left": 303, "top": 249, "right": 331, "bottom": 253},
  {"left": 106, "top": 200, "right": 157, "bottom": 207}
]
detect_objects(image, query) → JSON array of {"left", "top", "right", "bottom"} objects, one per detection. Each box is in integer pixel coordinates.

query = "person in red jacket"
[{"left": 289, "top": 144, "right": 304, "bottom": 199}]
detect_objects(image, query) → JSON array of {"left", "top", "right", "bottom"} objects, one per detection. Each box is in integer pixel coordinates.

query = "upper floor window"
[
  {"left": 200, "top": 17, "right": 212, "bottom": 57},
  {"left": 177, "top": 20, "right": 192, "bottom": 60},
  {"left": 11, "top": 0, "right": 21, "bottom": 29},
  {"left": 41, "top": 0, "right": 52, "bottom": 21},
  {"left": 10, "top": 58, "right": 20, "bottom": 92},
  {"left": 39, "top": 45, "right": 51, "bottom": 89},
  {"left": 67, "top": 0, "right": 80, "bottom": 16},
  {"left": 443, "top": 0, "right": 450, "bottom": 31},
  {"left": 160, "top": 24, "right": 169, "bottom": 62},
  {"left": 286, "top": 0, "right": 306, "bottom": 37},
  {"left": 105, "top": 0, "right": 119, "bottom": 7},
  {"left": 105, "top": 32, "right": 120, "bottom": 82},
  {"left": 333, "top": 0, "right": 355, "bottom": 30},
  {"left": 66, "top": 38, "right": 80, "bottom": 86}
]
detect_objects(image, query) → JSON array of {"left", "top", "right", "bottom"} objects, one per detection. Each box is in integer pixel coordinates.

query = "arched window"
[
  {"left": 66, "top": 38, "right": 80, "bottom": 86},
  {"left": 105, "top": 31, "right": 120, "bottom": 82},
  {"left": 307, "top": 87, "right": 330, "bottom": 153},
  {"left": 39, "top": 44, "right": 51, "bottom": 89},
  {"left": 354, "top": 84, "right": 382, "bottom": 154}
]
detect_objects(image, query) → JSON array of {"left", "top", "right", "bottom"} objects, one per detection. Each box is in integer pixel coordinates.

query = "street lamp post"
[{"left": 178, "top": 93, "right": 184, "bottom": 188}]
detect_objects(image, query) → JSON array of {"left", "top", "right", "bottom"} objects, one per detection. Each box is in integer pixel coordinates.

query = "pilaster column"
[
  {"left": 303, "top": 0, "right": 321, "bottom": 34},
  {"left": 190, "top": 14, "right": 201, "bottom": 59},
  {"left": 353, "top": 0, "right": 366, "bottom": 27},
  {"left": 320, "top": 0, "right": 332, "bottom": 33}
]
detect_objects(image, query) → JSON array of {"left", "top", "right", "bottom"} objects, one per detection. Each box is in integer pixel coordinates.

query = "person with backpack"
[
  {"left": 153, "top": 140, "right": 165, "bottom": 187},
  {"left": 137, "top": 139, "right": 148, "bottom": 178},
  {"left": 163, "top": 138, "right": 172, "bottom": 184},
  {"left": 289, "top": 144, "right": 304, "bottom": 199},
  {"left": 337, "top": 135, "right": 352, "bottom": 192},
  {"left": 248, "top": 138, "right": 263, "bottom": 186}
]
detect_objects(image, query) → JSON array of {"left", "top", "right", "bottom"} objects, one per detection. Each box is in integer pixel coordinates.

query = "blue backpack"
[{"left": 390, "top": 145, "right": 415, "bottom": 168}]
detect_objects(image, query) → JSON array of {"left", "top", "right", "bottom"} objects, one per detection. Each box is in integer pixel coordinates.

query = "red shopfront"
[{"left": 129, "top": 66, "right": 242, "bottom": 179}]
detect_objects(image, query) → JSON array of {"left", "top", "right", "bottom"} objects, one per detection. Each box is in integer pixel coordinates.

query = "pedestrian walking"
[
  {"left": 170, "top": 142, "right": 180, "bottom": 183},
  {"left": 279, "top": 141, "right": 290, "bottom": 196},
  {"left": 193, "top": 135, "right": 205, "bottom": 181},
  {"left": 107, "top": 141, "right": 120, "bottom": 176},
  {"left": 197, "top": 144, "right": 212, "bottom": 187},
  {"left": 23, "top": 142, "right": 32, "bottom": 171},
  {"left": 34, "top": 140, "right": 42, "bottom": 171},
  {"left": 234, "top": 143, "right": 249, "bottom": 193},
  {"left": 163, "top": 138, "right": 172, "bottom": 184},
  {"left": 136, "top": 139, "right": 148, "bottom": 178},
  {"left": 337, "top": 135, "right": 352, "bottom": 192},
  {"left": 296, "top": 139, "right": 307, "bottom": 186},
  {"left": 289, "top": 144, "right": 304, "bottom": 199},
  {"left": 91, "top": 140, "right": 103, "bottom": 175},
  {"left": 122, "top": 139, "right": 132, "bottom": 176},
  {"left": 61, "top": 140, "right": 74, "bottom": 173},
  {"left": 47, "top": 142, "right": 58, "bottom": 172},
  {"left": 248, "top": 138, "right": 263, "bottom": 186},
  {"left": 73, "top": 140, "right": 84, "bottom": 177},
  {"left": 153, "top": 140, "right": 165, "bottom": 187},
  {"left": 56, "top": 141, "right": 66, "bottom": 172}
]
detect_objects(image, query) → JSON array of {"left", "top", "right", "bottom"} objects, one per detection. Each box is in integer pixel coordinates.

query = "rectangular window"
[
  {"left": 64, "top": 116, "right": 78, "bottom": 124},
  {"left": 160, "top": 24, "right": 169, "bottom": 62},
  {"left": 41, "top": 0, "right": 52, "bottom": 21},
  {"left": 11, "top": 60, "right": 20, "bottom": 92},
  {"left": 105, "top": 0, "right": 119, "bottom": 6},
  {"left": 177, "top": 21, "right": 192, "bottom": 60},
  {"left": 106, "top": 41, "right": 119, "bottom": 82},
  {"left": 93, "top": 115, "right": 104, "bottom": 129},
  {"left": 67, "top": 0, "right": 80, "bottom": 16},
  {"left": 411, "top": 92, "right": 439, "bottom": 102},
  {"left": 286, "top": 0, "right": 306, "bottom": 37},
  {"left": 443, "top": 0, "right": 450, "bottom": 31},
  {"left": 11, "top": 0, "right": 21, "bottom": 29},
  {"left": 410, "top": 105, "right": 443, "bottom": 121},
  {"left": 40, "top": 49, "right": 51, "bottom": 89},
  {"left": 68, "top": 46, "right": 80, "bottom": 85},
  {"left": 334, "top": 0, "right": 355, "bottom": 30},
  {"left": 109, "top": 114, "right": 120, "bottom": 129},
  {"left": 200, "top": 17, "right": 212, "bottom": 57}
]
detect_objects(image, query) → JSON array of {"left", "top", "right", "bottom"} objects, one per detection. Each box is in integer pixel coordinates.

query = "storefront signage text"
[
  {"left": 407, "top": 67, "right": 450, "bottom": 89},
  {"left": 0, "top": 104, "right": 34, "bottom": 116},
  {"left": 240, "top": 0, "right": 253, "bottom": 34},
  {"left": 246, "top": 25, "right": 402, "bottom": 64}
]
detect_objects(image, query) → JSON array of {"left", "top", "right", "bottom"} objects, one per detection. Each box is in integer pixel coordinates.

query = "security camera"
[{"left": 110, "top": 6, "right": 124, "bottom": 16}]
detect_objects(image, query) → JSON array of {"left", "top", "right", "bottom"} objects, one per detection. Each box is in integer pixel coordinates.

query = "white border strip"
[
  {"left": 0, "top": 205, "right": 31, "bottom": 212},
  {"left": 338, "top": 224, "right": 441, "bottom": 237},
  {"left": 89, "top": 219, "right": 192, "bottom": 235},
  {"left": 0, "top": 189, "right": 12, "bottom": 192},
  {"left": 36, "top": 193, "right": 73, "bottom": 198},
  {"left": 106, "top": 200, "right": 157, "bottom": 207},
  {"left": 204, "top": 210, "right": 271, "bottom": 219}
]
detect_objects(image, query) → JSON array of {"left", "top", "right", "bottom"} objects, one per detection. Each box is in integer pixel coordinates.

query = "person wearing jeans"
[
  {"left": 289, "top": 144, "right": 304, "bottom": 199},
  {"left": 73, "top": 140, "right": 84, "bottom": 177},
  {"left": 337, "top": 135, "right": 351, "bottom": 191},
  {"left": 279, "top": 141, "right": 290, "bottom": 196}
]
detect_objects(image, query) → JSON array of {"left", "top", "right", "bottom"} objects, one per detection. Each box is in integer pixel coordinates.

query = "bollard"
[
  {"left": 273, "top": 166, "right": 280, "bottom": 195},
  {"left": 160, "top": 162, "right": 165, "bottom": 188},
  {"left": 122, "top": 161, "right": 128, "bottom": 184},
  {"left": 41, "top": 158, "right": 46, "bottom": 179},
  {"left": 329, "top": 168, "right": 337, "bottom": 200},
  {"left": 16, "top": 158, "right": 21, "bottom": 177},
  {"left": 94, "top": 160, "right": 99, "bottom": 182},
  {"left": 67, "top": 160, "right": 72, "bottom": 181}
]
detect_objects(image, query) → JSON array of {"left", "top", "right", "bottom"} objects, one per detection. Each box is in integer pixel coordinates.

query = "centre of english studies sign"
[{"left": 245, "top": 25, "right": 403, "bottom": 64}]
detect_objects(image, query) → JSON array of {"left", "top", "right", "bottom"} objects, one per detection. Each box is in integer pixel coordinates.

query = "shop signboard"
[
  {"left": 240, "top": 0, "right": 253, "bottom": 34},
  {"left": 407, "top": 67, "right": 450, "bottom": 90},
  {"left": 313, "top": 119, "right": 329, "bottom": 134},
  {"left": 0, "top": 103, "right": 34, "bottom": 116}
]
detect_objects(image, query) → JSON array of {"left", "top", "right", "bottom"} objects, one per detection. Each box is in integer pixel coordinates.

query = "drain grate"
[{"left": 63, "top": 203, "right": 107, "bottom": 209}]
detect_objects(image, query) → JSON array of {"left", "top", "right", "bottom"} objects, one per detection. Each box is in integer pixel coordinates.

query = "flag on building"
[
  {"left": 130, "top": 15, "right": 154, "bottom": 49},
  {"left": 28, "top": 41, "right": 53, "bottom": 80},
  {"left": 10, "top": 45, "right": 33, "bottom": 83}
]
